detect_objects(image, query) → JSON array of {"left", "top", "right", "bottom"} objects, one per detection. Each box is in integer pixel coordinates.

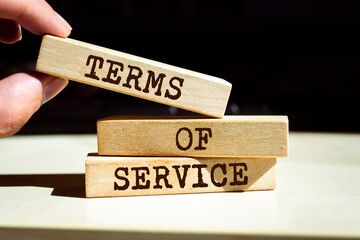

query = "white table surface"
[{"left": 0, "top": 132, "right": 360, "bottom": 239}]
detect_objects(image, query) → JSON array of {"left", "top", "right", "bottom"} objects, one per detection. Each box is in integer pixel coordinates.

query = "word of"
[{"left": 176, "top": 127, "right": 212, "bottom": 151}]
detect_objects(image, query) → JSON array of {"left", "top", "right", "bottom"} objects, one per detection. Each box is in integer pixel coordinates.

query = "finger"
[
  {"left": 0, "top": 0, "right": 71, "bottom": 38},
  {"left": 0, "top": 72, "right": 68, "bottom": 138},
  {"left": 0, "top": 18, "right": 21, "bottom": 44}
]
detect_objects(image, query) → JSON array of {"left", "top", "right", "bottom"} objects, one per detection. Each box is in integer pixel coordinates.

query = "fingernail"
[
  {"left": 17, "top": 25, "right": 22, "bottom": 42},
  {"left": 55, "top": 11, "right": 72, "bottom": 32},
  {"left": 42, "top": 77, "right": 68, "bottom": 104}
]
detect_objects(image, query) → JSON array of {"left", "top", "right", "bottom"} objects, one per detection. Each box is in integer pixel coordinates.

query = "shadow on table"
[
  {"left": 0, "top": 174, "right": 86, "bottom": 198},
  {"left": 0, "top": 226, "right": 353, "bottom": 240}
]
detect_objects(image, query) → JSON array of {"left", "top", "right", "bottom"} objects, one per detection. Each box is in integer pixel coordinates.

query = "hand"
[{"left": 0, "top": 0, "right": 72, "bottom": 138}]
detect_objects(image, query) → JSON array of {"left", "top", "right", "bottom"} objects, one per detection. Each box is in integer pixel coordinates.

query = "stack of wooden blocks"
[{"left": 36, "top": 35, "right": 288, "bottom": 198}]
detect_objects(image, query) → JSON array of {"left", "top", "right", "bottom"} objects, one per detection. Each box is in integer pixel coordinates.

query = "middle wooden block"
[{"left": 97, "top": 115, "right": 288, "bottom": 157}]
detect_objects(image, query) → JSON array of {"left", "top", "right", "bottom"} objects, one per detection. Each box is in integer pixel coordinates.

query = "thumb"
[{"left": 0, "top": 72, "right": 68, "bottom": 138}]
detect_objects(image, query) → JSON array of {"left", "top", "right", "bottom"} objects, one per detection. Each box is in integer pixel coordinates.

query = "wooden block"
[
  {"left": 85, "top": 154, "right": 276, "bottom": 197},
  {"left": 97, "top": 115, "right": 288, "bottom": 157},
  {"left": 36, "top": 35, "right": 231, "bottom": 118}
]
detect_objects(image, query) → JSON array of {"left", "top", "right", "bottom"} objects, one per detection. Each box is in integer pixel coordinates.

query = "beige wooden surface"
[
  {"left": 1, "top": 132, "right": 360, "bottom": 239},
  {"left": 86, "top": 155, "right": 276, "bottom": 197},
  {"left": 36, "top": 35, "right": 231, "bottom": 118},
  {"left": 97, "top": 115, "right": 288, "bottom": 157}
]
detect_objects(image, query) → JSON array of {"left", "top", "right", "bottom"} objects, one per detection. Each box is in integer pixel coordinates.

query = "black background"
[{"left": 1, "top": 0, "right": 360, "bottom": 134}]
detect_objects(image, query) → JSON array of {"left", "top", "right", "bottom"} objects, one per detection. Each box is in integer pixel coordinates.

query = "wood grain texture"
[
  {"left": 85, "top": 154, "right": 276, "bottom": 197},
  {"left": 97, "top": 115, "right": 288, "bottom": 157},
  {"left": 36, "top": 35, "right": 231, "bottom": 118}
]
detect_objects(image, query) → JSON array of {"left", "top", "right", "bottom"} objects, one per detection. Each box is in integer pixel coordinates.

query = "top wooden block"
[{"left": 36, "top": 35, "right": 231, "bottom": 118}]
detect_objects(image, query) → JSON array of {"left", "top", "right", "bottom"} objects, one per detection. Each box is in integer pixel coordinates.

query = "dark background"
[{"left": 1, "top": 0, "right": 360, "bottom": 134}]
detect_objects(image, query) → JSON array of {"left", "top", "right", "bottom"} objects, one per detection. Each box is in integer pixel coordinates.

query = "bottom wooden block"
[{"left": 85, "top": 154, "right": 276, "bottom": 197}]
